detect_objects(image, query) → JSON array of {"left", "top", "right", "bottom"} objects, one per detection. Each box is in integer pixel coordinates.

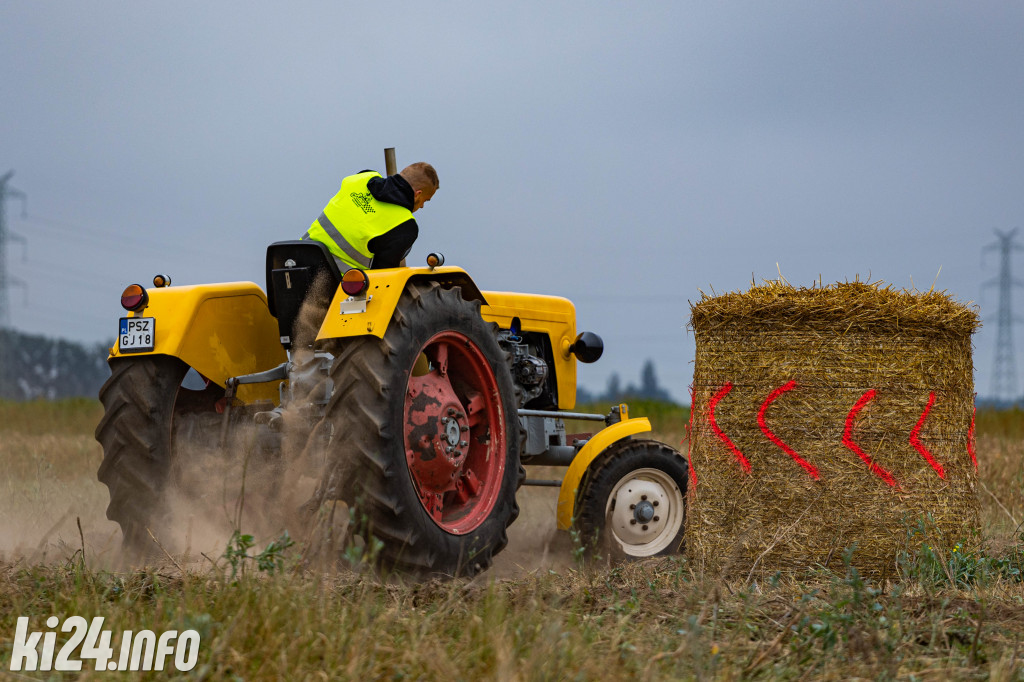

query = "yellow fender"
[
  {"left": 109, "top": 282, "right": 286, "bottom": 403},
  {"left": 315, "top": 266, "right": 485, "bottom": 340},
  {"left": 555, "top": 416, "right": 653, "bottom": 530},
  {"left": 315, "top": 266, "right": 584, "bottom": 410}
]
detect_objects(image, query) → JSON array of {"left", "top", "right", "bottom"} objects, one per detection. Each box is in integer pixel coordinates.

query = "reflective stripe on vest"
[
  {"left": 305, "top": 171, "right": 413, "bottom": 270},
  {"left": 306, "top": 212, "right": 371, "bottom": 268}
]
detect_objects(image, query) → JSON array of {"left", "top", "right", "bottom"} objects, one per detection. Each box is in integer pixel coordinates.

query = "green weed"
[{"left": 223, "top": 529, "right": 295, "bottom": 580}]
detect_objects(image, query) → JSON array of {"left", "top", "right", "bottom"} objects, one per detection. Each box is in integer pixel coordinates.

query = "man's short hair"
[{"left": 400, "top": 162, "right": 439, "bottom": 192}]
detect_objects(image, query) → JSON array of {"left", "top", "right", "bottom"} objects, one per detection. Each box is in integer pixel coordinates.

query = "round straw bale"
[{"left": 687, "top": 280, "right": 980, "bottom": 578}]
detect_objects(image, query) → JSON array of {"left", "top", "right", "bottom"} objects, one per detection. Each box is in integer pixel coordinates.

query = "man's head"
[{"left": 399, "top": 162, "right": 439, "bottom": 212}]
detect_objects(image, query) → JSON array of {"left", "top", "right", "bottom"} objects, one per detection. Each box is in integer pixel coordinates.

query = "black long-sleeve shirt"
[{"left": 363, "top": 172, "right": 419, "bottom": 269}]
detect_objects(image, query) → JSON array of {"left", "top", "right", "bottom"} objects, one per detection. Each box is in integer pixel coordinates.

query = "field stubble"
[{"left": 1, "top": 400, "right": 1024, "bottom": 679}]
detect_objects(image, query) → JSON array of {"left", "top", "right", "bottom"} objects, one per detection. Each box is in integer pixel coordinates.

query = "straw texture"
[{"left": 687, "top": 280, "right": 981, "bottom": 578}]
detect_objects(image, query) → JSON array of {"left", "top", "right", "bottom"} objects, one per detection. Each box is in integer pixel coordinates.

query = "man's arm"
[{"left": 367, "top": 221, "right": 418, "bottom": 269}]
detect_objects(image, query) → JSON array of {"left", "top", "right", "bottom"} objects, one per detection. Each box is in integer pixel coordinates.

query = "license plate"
[{"left": 119, "top": 317, "right": 155, "bottom": 353}]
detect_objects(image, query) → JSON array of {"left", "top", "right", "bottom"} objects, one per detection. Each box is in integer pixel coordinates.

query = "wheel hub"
[
  {"left": 443, "top": 416, "right": 462, "bottom": 447},
  {"left": 633, "top": 499, "right": 655, "bottom": 524},
  {"left": 405, "top": 373, "right": 469, "bottom": 492},
  {"left": 402, "top": 330, "right": 507, "bottom": 535},
  {"left": 608, "top": 476, "right": 674, "bottom": 547}
]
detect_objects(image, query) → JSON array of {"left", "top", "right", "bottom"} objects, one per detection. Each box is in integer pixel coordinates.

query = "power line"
[
  {"left": 14, "top": 260, "right": 126, "bottom": 289},
  {"left": 21, "top": 214, "right": 215, "bottom": 259}
]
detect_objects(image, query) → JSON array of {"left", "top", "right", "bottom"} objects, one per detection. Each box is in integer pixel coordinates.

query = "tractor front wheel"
[{"left": 574, "top": 439, "right": 688, "bottom": 562}]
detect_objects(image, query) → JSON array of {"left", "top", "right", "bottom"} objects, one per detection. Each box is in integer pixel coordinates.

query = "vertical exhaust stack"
[
  {"left": 385, "top": 147, "right": 397, "bottom": 177},
  {"left": 385, "top": 148, "right": 406, "bottom": 267}
]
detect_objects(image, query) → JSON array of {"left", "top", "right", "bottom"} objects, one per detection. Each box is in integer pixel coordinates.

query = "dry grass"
[
  {"left": 2, "top": 399, "right": 1024, "bottom": 680},
  {"left": 0, "top": 400, "right": 116, "bottom": 565}
]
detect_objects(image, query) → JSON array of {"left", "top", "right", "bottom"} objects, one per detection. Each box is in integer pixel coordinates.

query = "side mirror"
[{"left": 569, "top": 331, "right": 604, "bottom": 364}]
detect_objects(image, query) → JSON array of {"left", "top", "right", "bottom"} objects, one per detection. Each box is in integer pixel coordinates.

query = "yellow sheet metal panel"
[
  {"left": 315, "top": 266, "right": 483, "bottom": 340},
  {"left": 479, "top": 291, "right": 575, "bottom": 324},
  {"left": 555, "top": 417, "right": 653, "bottom": 530},
  {"left": 480, "top": 291, "right": 578, "bottom": 410},
  {"left": 109, "top": 282, "right": 286, "bottom": 403}
]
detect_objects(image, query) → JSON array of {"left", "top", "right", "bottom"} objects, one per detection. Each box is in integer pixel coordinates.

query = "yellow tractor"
[{"left": 96, "top": 242, "right": 688, "bottom": 577}]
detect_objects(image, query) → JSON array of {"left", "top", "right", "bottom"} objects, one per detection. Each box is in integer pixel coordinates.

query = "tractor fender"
[
  {"left": 315, "top": 266, "right": 486, "bottom": 340},
  {"left": 556, "top": 416, "right": 653, "bottom": 530},
  {"left": 109, "top": 282, "right": 286, "bottom": 403}
]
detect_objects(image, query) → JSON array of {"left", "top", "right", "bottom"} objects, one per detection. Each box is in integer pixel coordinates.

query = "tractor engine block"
[{"left": 499, "top": 331, "right": 549, "bottom": 404}]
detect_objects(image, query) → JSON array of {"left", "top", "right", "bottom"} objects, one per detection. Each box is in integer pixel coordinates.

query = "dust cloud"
[{"left": 0, "top": 424, "right": 578, "bottom": 576}]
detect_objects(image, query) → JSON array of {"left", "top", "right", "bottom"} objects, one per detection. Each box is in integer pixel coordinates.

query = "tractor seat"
[{"left": 265, "top": 240, "right": 343, "bottom": 349}]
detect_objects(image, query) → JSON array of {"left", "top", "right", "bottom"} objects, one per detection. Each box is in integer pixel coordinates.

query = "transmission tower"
[
  {"left": 983, "top": 229, "right": 1024, "bottom": 402},
  {"left": 0, "top": 170, "right": 28, "bottom": 328},
  {"left": 0, "top": 171, "right": 27, "bottom": 398}
]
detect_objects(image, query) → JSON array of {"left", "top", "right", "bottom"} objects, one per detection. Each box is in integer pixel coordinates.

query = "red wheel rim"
[{"left": 403, "top": 331, "right": 507, "bottom": 534}]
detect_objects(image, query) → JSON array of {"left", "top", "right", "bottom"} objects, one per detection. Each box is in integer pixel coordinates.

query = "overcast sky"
[{"left": 2, "top": 2, "right": 1023, "bottom": 402}]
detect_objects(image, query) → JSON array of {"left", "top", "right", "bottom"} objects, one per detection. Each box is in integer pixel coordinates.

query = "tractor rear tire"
[
  {"left": 96, "top": 355, "right": 190, "bottom": 554},
  {"left": 96, "top": 355, "right": 259, "bottom": 557},
  {"left": 574, "top": 439, "right": 688, "bottom": 562},
  {"left": 323, "top": 281, "right": 523, "bottom": 578}
]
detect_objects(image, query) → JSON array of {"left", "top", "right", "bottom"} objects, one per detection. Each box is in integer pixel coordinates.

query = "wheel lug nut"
[
  {"left": 642, "top": 524, "right": 649, "bottom": 531},
  {"left": 460, "top": 425, "right": 469, "bottom": 432},
  {"left": 629, "top": 504, "right": 636, "bottom": 510},
  {"left": 448, "top": 408, "right": 456, "bottom": 416},
  {"left": 641, "top": 495, "right": 647, "bottom": 501},
  {"left": 653, "top": 516, "right": 660, "bottom": 522},
  {"left": 630, "top": 519, "right": 636, "bottom": 525},
  {"left": 653, "top": 501, "right": 659, "bottom": 507},
  {"left": 460, "top": 440, "right": 468, "bottom": 447}
]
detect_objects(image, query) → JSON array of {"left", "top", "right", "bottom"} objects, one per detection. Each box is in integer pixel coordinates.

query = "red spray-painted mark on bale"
[
  {"left": 842, "top": 389, "right": 897, "bottom": 487},
  {"left": 708, "top": 382, "right": 751, "bottom": 474},
  {"left": 757, "top": 380, "right": 820, "bottom": 480},
  {"left": 686, "top": 384, "right": 698, "bottom": 490},
  {"left": 968, "top": 403, "right": 977, "bottom": 469},
  {"left": 909, "top": 392, "right": 944, "bottom": 479}
]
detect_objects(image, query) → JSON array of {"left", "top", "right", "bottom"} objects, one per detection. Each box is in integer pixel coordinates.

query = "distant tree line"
[
  {"left": 0, "top": 328, "right": 111, "bottom": 400},
  {"left": 0, "top": 331, "right": 677, "bottom": 406},
  {"left": 577, "top": 359, "right": 676, "bottom": 404}
]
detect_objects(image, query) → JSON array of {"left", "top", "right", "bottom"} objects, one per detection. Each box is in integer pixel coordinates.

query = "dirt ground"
[{"left": 0, "top": 423, "right": 579, "bottom": 576}]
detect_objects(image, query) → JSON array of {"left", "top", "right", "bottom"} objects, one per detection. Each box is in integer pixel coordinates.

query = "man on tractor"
[{"left": 302, "top": 162, "right": 439, "bottom": 270}]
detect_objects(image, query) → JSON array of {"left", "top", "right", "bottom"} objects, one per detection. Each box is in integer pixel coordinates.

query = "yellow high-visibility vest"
[{"left": 303, "top": 171, "right": 413, "bottom": 269}]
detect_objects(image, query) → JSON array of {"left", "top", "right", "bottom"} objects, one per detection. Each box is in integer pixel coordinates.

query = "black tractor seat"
[{"left": 265, "top": 240, "right": 343, "bottom": 350}]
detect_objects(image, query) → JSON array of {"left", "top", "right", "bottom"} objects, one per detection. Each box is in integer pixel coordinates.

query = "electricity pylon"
[
  {"left": 983, "top": 228, "right": 1024, "bottom": 403},
  {"left": 0, "top": 170, "right": 28, "bottom": 328}
]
